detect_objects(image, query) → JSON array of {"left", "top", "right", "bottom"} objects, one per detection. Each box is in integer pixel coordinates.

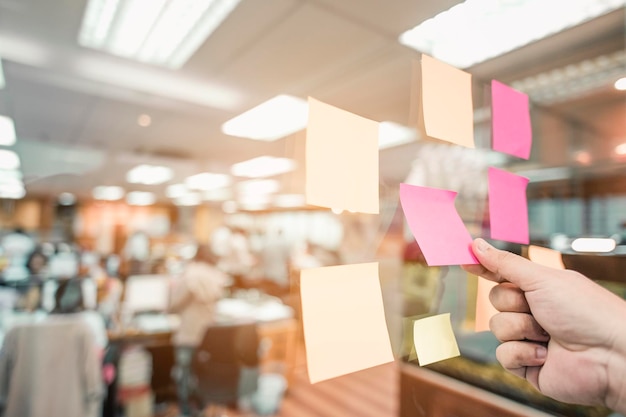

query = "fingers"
[
  {"left": 468, "top": 239, "right": 553, "bottom": 291},
  {"left": 490, "top": 312, "right": 549, "bottom": 342},
  {"left": 490, "top": 282, "right": 530, "bottom": 313},
  {"left": 496, "top": 341, "right": 547, "bottom": 377}
]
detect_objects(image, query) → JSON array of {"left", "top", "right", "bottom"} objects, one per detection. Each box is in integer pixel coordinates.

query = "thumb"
[{"left": 465, "top": 238, "right": 550, "bottom": 292}]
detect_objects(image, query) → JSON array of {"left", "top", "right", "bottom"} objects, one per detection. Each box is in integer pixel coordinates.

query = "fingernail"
[
  {"left": 475, "top": 238, "right": 491, "bottom": 253},
  {"left": 536, "top": 346, "right": 547, "bottom": 359}
]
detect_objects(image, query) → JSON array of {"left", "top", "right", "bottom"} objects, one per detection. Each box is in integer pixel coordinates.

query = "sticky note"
[
  {"left": 491, "top": 80, "right": 532, "bottom": 159},
  {"left": 528, "top": 245, "right": 565, "bottom": 269},
  {"left": 488, "top": 167, "right": 529, "bottom": 244},
  {"left": 475, "top": 277, "right": 498, "bottom": 332},
  {"left": 421, "top": 54, "right": 474, "bottom": 148},
  {"left": 413, "top": 313, "right": 460, "bottom": 366},
  {"left": 399, "top": 183, "right": 478, "bottom": 266},
  {"left": 300, "top": 262, "right": 393, "bottom": 383},
  {"left": 306, "top": 97, "right": 379, "bottom": 214}
]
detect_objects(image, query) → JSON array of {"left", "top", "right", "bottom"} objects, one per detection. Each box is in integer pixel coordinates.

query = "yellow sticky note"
[
  {"left": 475, "top": 277, "right": 498, "bottom": 332},
  {"left": 421, "top": 55, "right": 474, "bottom": 148},
  {"left": 305, "top": 97, "right": 379, "bottom": 214},
  {"left": 413, "top": 313, "right": 460, "bottom": 366},
  {"left": 300, "top": 262, "right": 393, "bottom": 383},
  {"left": 528, "top": 245, "right": 565, "bottom": 269}
]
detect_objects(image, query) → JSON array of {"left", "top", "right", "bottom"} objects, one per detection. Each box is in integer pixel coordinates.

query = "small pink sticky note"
[
  {"left": 488, "top": 167, "right": 529, "bottom": 244},
  {"left": 399, "top": 183, "right": 478, "bottom": 266},
  {"left": 491, "top": 80, "right": 532, "bottom": 159}
]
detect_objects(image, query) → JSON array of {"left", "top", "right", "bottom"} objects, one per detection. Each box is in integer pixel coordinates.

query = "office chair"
[{"left": 191, "top": 321, "right": 259, "bottom": 417}]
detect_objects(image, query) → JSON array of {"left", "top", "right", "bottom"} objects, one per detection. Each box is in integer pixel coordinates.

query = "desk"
[{"left": 107, "top": 317, "right": 298, "bottom": 406}]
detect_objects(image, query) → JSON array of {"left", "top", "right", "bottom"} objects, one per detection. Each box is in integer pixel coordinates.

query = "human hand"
[{"left": 463, "top": 238, "right": 626, "bottom": 412}]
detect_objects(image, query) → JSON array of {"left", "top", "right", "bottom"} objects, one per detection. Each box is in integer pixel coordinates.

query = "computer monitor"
[{"left": 123, "top": 274, "right": 171, "bottom": 314}]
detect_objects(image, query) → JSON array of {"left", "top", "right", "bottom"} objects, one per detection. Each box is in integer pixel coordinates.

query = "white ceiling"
[{"left": 0, "top": 0, "right": 624, "bottom": 204}]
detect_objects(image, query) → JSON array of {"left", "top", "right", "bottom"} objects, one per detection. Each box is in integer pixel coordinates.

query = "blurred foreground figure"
[{"left": 0, "top": 279, "right": 103, "bottom": 417}]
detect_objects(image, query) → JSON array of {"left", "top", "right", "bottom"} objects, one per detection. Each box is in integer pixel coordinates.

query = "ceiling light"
[
  {"left": 615, "top": 143, "right": 626, "bottom": 156},
  {"left": 572, "top": 237, "right": 616, "bottom": 253},
  {"left": 378, "top": 122, "right": 418, "bottom": 150},
  {"left": 174, "top": 192, "right": 202, "bottom": 206},
  {"left": 236, "top": 179, "right": 279, "bottom": 196},
  {"left": 0, "top": 59, "right": 5, "bottom": 89},
  {"left": 78, "top": 0, "right": 242, "bottom": 68},
  {"left": 0, "top": 183, "right": 25, "bottom": 199},
  {"left": 126, "top": 191, "right": 156, "bottom": 206},
  {"left": 615, "top": 77, "right": 626, "bottom": 91},
  {"left": 222, "top": 200, "right": 237, "bottom": 213},
  {"left": 0, "top": 169, "right": 22, "bottom": 184},
  {"left": 58, "top": 192, "right": 77, "bottom": 206},
  {"left": 92, "top": 185, "right": 125, "bottom": 201},
  {"left": 126, "top": 164, "right": 173, "bottom": 185},
  {"left": 0, "top": 150, "right": 20, "bottom": 170},
  {"left": 273, "top": 194, "right": 306, "bottom": 208},
  {"left": 185, "top": 172, "right": 231, "bottom": 190},
  {"left": 231, "top": 156, "right": 296, "bottom": 178},
  {"left": 0, "top": 115, "right": 16, "bottom": 146},
  {"left": 511, "top": 50, "right": 626, "bottom": 103},
  {"left": 166, "top": 183, "right": 188, "bottom": 198},
  {"left": 399, "top": 0, "right": 626, "bottom": 69},
  {"left": 203, "top": 187, "right": 232, "bottom": 201},
  {"left": 222, "top": 95, "right": 308, "bottom": 141},
  {"left": 137, "top": 114, "right": 151, "bottom": 127},
  {"left": 238, "top": 193, "right": 271, "bottom": 206}
]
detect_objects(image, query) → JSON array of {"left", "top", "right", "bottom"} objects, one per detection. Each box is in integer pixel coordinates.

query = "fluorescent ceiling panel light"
[
  {"left": 0, "top": 183, "right": 25, "bottom": 199},
  {"left": 58, "top": 192, "right": 77, "bottom": 206},
  {"left": 174, "top": 192, "right": 202, "bottom": 206},
  {"left": 126, "top": 164, "right": 173, "bottom": 185},
  {"left": 615, "top": 77, "right": 626, "bottom": 91},
  {"left": 236, "top": 179, "right": 279, "bottom": 196},
  {"left": 92, "top": 185, "right": 125, "bottom": 201},
  {"left": 378, "top": 122, "right": 417, "bottom": 150},
  {"left": 203, "top": 187, "right": 232, "bottom": 201},
  {"left": 0, "top": 150, "right": 20, "bottom": 170},
  {"left": 273, "top": 194, "right": 306, "bottom": 208},
  {"left": 222, "top": 95, "right": 308, "bottom": 141},
  {"left": 0, "top": 115, "right": 16, "bottom": 146},
  {"left": 0, "top": 169, "right": 22, "bottom": 185},
  {"left": 572, "top": 237, "right": 616, "bottom": 253},
  {"left": 222, "top": 200, "right": 238, "bottom": 213},
  {"left": 166, "top": 183, "right": 188, "bottom": 198},
  {"left": 231, "top": 156, "right": 296, "bottom": 178},
  {"left": 126, "top": 191, "right": 156, "bottom": 206},
  {"left": 237, "top": 193, "right": 272, "bottom": 206},
  {"left": 511, "top": 50, "right": 626, "bottom": 103},
  {"left": 185, "top": 172, "right": 231, "bottom": 190},
  {"left": 399, "top": 0, "right": 626, "bottom": 68},
  {"left": 0, "top": 58, "right": 5, "bottom": 89},
  {"left": 78, "top": 0, "right": 242, "bottom": 68}
]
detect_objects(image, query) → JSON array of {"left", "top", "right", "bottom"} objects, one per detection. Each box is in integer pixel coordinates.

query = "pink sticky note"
[
  {"left": 399, "top": 183, "right": 478, "bottom": 266},
  {"left": 488, "top": 167, "right": 529, "bottom": 244},
  {"left": 491, "top": 80, "right": 532, "bottom": 159}
]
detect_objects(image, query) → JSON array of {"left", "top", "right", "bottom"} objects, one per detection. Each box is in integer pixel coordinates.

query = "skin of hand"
[{"left": 462, "top": 238, "right": 626, "bottom": 413}]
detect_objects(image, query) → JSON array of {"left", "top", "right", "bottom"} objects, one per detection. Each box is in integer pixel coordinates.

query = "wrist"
[{"left": 604, "top": 301, "right": 626, "bottom": 413}]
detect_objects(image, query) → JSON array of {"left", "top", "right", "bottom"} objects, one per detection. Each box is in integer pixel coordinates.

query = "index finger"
[{"left": 464, "top": 238, "right": 554, "bottom": 292}]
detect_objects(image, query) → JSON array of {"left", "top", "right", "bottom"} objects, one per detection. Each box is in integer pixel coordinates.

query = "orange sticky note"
[
  {"left": 475, "top": 277, "right": 498, "bottom": 332},
  {"left": 421, "top": 54, "right": 474, "bottom": 148},
  {"left": 528, "top": 245, "right": 565, "bottom": 269},
  {"left": 413, "top": 313, "right": 460, "bottom": 366},
  {"left": 306, "top": 97, "right": 379, "bottom": 214},
  {"left": 300, "top": 262, "right": 393, "bottom": 383}
]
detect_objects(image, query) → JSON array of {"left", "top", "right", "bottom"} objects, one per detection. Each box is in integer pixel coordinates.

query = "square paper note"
[
  {"left": 300, "top": 262, "right": 393, "bottom": 383},
  {"left": 491, "top": 80, "right": 532, "bottom": 159},
  {"left": 413, "top": 313, "right": 460, "bottom": 366}
]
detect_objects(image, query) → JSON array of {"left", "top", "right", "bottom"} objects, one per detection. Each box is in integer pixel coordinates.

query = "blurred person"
[
  {"left": 169, "top": 244, "right": 229, "bottom": 416},
  {"left": 260, "top": 228, "right": 291, "bottom": 295},
  {"left": 219, "top": 226, "right": 256, "bottom": 288},
  {"left": 96, "top": 255, "right": 123, "bottom": 328},
  {"left": 0, "top": 278, "right": 104, "bottom": 417},
  {"left": 463, "top": 238, "right": 626, "bottom": 414}
]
